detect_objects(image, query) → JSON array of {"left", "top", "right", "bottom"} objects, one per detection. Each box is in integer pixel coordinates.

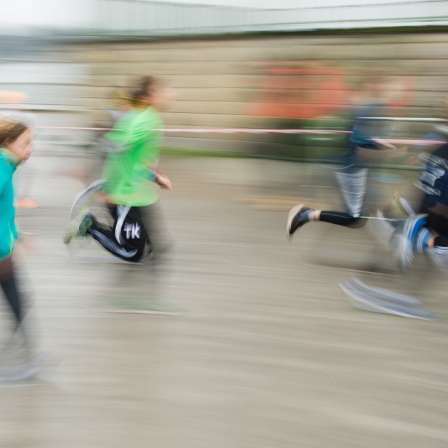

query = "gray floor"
[{"left": 1, "top": 155, "right": 447, "bottom": 448}]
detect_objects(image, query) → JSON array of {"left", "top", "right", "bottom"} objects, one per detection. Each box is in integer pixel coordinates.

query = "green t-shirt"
[{"left": 102, "top": 107, "right": 163, "bottom": 207}]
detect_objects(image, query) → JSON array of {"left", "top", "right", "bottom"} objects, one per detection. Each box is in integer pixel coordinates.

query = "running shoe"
[
  {"left": 63, "top": 209, "right": 93, "bottom": 244},
  {"left": 393, "top": 214, "right": 427, "bottom": 272},
  {"left": 286, "top": 204, "right": 313, "bottom": 239}
]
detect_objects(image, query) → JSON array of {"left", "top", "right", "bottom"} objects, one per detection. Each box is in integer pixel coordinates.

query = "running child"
[
  {"left": 0, "top": 118, "right": 54, "bottom": 381},
  {"left": 64, "top": 76, "right": 173, "bottom": 264},
  {"left": 395, "top": 126, "right": 448, "bottom": 271},
  {"left": 287, "top": 74, "right": 400, "bottom": 239}
]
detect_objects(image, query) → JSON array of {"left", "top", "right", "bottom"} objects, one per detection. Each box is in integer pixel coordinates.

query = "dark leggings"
[
  {"left": 0, "top": 257, "right": 23, "bottom": 327},
  {"left": 427, "top": 214, "right": 448, "bottom": 248},
  {"left": 419, "top": 198, "right": 448, "bottom": 248},
  {"left": 87, "top": 205, "right": 148, "bottom": 263},
  {"left": 319, "top": 211, "right": 367, "bottom": 228}
]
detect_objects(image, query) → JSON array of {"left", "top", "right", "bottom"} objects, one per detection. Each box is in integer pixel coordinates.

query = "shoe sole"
[
  {"left": 352, "top": 277, "right": 421, "bottom": 307},
  {"left": 286, "top": 203, "right": 304, "bottom": 240},
  {"left": 339, "top": 281, "right": 434, "bottom": 320},
  {"left": 102, "top": 308, "right": 182, "bottom": 316}
]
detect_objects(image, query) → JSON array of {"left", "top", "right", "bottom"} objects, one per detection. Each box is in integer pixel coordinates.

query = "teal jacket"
[{"left": 0, "top": 149, "right": 18, "bottom": 260}]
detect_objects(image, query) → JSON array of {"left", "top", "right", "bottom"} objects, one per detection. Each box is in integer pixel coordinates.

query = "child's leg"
[
  {"left": 287, "top": 206, "right": 365, "bottom": 238},
  {"left": 335, "top": 166, "right": 369, "bottom": 219},
  {"left": 139, "top": 203, "right": 172, "bottom": 262},
  {"left": 138, "top": 203, "right": 173, "bottom": 302},
  {"left": 394, "top": 213, "right": 448, "bottom": 271},
  {"left": 87, "top": 205, "right": 147, "bottom": 262},
  {"left": 287, "top": 166, "right": 369, "bottom": 237},
  {"left": 319, "top": 211, "right": 365, "bottom": 228},
  {"left": 0, "top": 257, "right": 34, "bottom": 359},
  {"left": 423, "top": 214, "right": 448, "bottom": 271},
  {"left": 0, "top": 258, "right": 23, "bottom": 328}
]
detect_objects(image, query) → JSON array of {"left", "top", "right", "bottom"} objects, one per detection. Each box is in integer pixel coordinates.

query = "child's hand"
[
  {"left": 156, "top": 174, "right": 172, "bottom": 190},
  {"left": 374, "top": 138, "right": 397, "bottom": 151},
  {"left": 98, "top": 191, "right": 111, "bottom": 204}
]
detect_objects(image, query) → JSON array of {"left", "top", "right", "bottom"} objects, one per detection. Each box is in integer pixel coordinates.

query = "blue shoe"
[
  {"left": 404, "top": 214, "right": 427, "bottom": 244},
  {"left": 395, "top": 214, "right": 427, "bottom": 271}
]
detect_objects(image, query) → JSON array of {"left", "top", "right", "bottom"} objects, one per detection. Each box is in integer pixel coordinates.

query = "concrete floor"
[{"left": 0, "top": 154, "right": 447, "bottom": 448}]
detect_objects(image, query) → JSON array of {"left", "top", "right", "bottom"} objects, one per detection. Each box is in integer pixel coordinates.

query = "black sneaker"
[{"left": 287, "top": 204, "right": 313, "bottom": 239}]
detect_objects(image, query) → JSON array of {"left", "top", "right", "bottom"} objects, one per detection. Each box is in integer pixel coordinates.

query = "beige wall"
[{"left": 59, "top": 32, "right": 448, "bottom": 156}]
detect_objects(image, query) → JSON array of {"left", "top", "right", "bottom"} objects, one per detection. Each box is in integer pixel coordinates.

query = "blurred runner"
[
  {"left": 287, "top": 74, "right": 402, "bottom": 240},
  {"left": 0, "top": 91, "right": 38, "bottom": 208},
  {"left": 64, "top": 76, "right": 175, "bottom": 313},
  {"left": 0, "top": 118, "right": 58, "bottom": 383},
  {"left": 395, "top": 125, "right": 448, "bottom": 271}
]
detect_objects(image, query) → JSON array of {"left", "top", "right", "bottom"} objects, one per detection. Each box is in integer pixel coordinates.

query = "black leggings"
[
  {"left": 427, "top": 213, "right": 448, "bottom": 248},
  {"left": 87, "top": 205, "right": 148, "bottom": 262},
  {"left": 0, "top": 257, "right": 23, "bottom": 327},
  {"left": 418, "top": 197, "right": 448, "bottom": 247},
  {"left": 319, "top": 211, "right": 367, "bottom": 228}
]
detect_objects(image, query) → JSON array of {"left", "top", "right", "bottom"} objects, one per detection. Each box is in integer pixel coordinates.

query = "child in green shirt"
[{"left": 64, "top": 76, "right": 173, "bottom": 263}]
